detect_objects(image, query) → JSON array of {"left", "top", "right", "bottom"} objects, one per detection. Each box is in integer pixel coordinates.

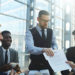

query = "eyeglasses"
[{"left": 40, "top": 18, "right": 50, "bottom": 23}]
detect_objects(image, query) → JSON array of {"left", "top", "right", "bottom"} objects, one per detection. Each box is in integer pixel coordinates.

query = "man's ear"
[
  {"left": 0, "top": 33, "right": 3, "bottom": 40},
  {"left": 0, "top": 38, "right": 3, "bottom": 42},
  {"left": 37, "top": 17, "right": 40, "bottom": 21}
]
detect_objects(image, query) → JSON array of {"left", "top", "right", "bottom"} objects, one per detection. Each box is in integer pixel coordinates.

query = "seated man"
[
  {"left": 0, "top": 30, "right": 20, "bottom": 75},
  {"left": 66, "top": 30, "right": 75, "bottom": 63},
  {"left": 61, "top": 30, "right": 75, "bottom": 75}
]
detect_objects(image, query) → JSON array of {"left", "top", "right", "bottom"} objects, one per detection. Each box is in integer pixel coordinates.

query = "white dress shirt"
[
  {"left": 2, "top": 47, "right": 10, "bottom": 75},
  {"left": 2, "top": 47, "right": 10, "bottom": 63},
  {"left": 26, "top": 25, "right": 58, "bottom": 55}
]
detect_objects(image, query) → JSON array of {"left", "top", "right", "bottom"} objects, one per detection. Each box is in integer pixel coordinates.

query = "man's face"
[
  {"left": 2, "top": 33, "right": 12, "bottom": 48},
  {"left": 37, "top": 15, "right": 50, "bottom": 29}
]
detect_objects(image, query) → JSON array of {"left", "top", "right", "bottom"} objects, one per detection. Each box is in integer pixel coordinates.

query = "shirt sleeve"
[
  {"left": 51, "top": 31, "right": 58, "bottom": 50},
  {"left": 25, "top": 30, "right": 43, "bottom": 55}
]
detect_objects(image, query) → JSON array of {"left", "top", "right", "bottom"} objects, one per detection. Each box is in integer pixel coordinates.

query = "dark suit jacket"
[
  {"left": 0, "top": 46, "right": 18, "bottom": 67},
  {"left": 61, "top": 47, "right": 75, "bottom": 75}
]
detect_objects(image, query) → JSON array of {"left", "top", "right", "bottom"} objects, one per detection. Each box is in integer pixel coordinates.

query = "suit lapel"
[{"left": 0, "top": 46, "right": 5, "bottom": 64}]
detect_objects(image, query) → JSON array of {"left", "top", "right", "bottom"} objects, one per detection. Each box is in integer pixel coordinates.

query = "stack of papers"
[{"left": 43, "top": 50, "right": 72, "bottom": 72}]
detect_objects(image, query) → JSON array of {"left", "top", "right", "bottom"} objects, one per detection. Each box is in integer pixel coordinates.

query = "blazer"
[{"left": 0, "top": 46, "right": 18, "bottom": 67}]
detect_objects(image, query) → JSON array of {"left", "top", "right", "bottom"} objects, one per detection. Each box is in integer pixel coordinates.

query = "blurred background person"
[{"left": 61, "top": 30, "right": 75, "bottom": 75}]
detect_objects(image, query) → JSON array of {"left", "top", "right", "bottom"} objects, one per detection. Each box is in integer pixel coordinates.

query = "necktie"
[
  {"left": 42, "top": 29, "right": 45, "bottom": 40},
  {"left": 5, "top": 50, "right": 8, "bottom": 64}
]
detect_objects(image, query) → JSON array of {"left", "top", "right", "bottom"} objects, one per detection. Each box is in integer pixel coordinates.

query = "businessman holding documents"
[{"left": 26, "top": 10, "right": 58, "bottom": 75}]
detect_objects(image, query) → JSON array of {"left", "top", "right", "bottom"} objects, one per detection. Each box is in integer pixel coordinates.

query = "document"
[
  {"left": 43, "top": 50, "right": 72, "bottom": 72},
  {"left": 10, "top": 62, "right": 19, "bottom": 68}
]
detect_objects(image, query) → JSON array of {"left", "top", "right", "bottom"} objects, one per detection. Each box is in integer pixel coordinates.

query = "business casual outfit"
[
  {"left": 0, "top": 46, "right": 18, "bottom": 75},
  {"left": 26, "top": 25, "right": 58, "bottom": 75}
]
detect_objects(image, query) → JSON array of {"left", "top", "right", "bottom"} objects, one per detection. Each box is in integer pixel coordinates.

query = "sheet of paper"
[
  {"left": 43, "top": 50, "right": 72, "bottom": 72},
  {"left": 10, "top": 63, "right": 19, "bottom": 68}
]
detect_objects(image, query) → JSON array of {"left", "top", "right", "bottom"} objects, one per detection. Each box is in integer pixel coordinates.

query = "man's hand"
[
  {"left": 66, "top": 61, "right": 75, "bottom": 69},
  {"left": 13, "top": 65, "right": 21, "bottom": 74},
  {"left": 69, "top": 72, "right": 74, "bottom": 75},
  {"left": 0, "top": 64, "right": 12, "bottom": 72},
  {"left": 10, "top": 63, "right": 21, "bottom": 74},
  {"left": 9, "top": 69, "right": 19, "bottom": 75},
  {"left": 42, "top": 48, "right": 54, "bottom": 56}
]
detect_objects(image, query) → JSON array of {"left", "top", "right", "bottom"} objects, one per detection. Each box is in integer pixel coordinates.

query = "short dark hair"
[
  {"left": 38, "top": 10, "right": 49, "bottom": 17},
  {"left": 72, "top": 30, "right": 75, "bottom": 35},
  {"left": 1, "top": 30, "right": 11, "bottom": 36}
]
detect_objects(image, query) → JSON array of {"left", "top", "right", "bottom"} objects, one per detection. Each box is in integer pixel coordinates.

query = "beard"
[{"left": 2, "top": 42, "right": 11, "bottom": 49}]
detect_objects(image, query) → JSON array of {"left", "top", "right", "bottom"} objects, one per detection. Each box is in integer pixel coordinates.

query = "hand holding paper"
[
  {"left": 42, "top": 48, "right": 54, "bottom": 56},
  {"left": 43, "top": 50, "right": 72, "bottom": 72}
]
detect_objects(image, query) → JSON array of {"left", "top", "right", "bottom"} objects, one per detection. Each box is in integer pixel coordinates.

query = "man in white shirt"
[{"left": 26, "top": 10, "right": 58, "bottom": 75}]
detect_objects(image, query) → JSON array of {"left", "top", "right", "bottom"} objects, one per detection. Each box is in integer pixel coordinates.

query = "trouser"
[
  {"left": 29, "top": 63, "right": 54, "bottom": 75},
  {"left": 30, "top": 54, "right": 54, "bottom": 75},
  {"left": 28, "top": 69, "right": 50, "bottom": 75}
]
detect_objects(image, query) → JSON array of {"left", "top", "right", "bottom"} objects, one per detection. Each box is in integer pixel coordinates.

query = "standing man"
[
  {"left": 0, "top": 30, "right": 19, "bottom": 75},
  {"left": 26, "top": 10, "right": 58, "bottom": 75}
]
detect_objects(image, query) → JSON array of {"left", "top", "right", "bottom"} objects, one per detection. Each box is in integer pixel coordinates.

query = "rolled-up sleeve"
[{"left": 25, "top": 30, "right": 43, "bottom": 55}]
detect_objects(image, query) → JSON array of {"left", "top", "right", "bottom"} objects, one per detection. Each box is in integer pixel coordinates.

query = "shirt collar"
[
  {"left": 36, "top": 24, "right": 47, "bottom": 31},
  {"left": 36, "top": 24, "right": 41, "bottom": 31},
  {"left": 2, "top": 47, "right": 9, "bottom": 52}
]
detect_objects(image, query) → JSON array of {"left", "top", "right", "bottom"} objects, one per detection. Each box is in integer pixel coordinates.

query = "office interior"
[{"left": 0, "top": 0, "right": 75, "bottom": 75}]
